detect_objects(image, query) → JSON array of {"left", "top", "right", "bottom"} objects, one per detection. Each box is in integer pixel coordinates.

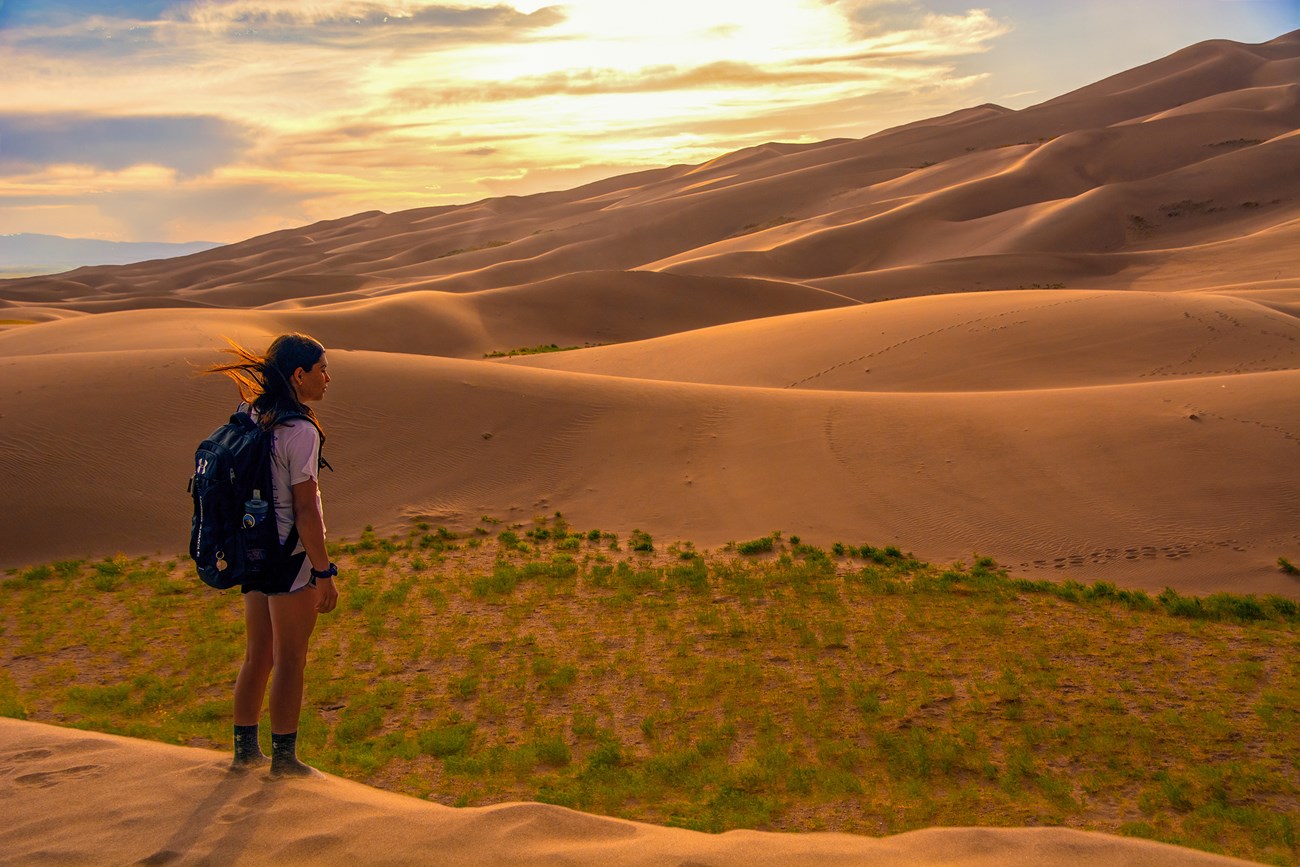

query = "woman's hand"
[{"left": 316, "top": 577, "right": 339, "bottom": 613}]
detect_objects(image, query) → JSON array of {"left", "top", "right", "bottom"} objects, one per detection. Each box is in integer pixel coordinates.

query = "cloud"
[
  {"left": 1, "top": 2, "right": 566, "bottom": 60},
  {"left": 0, "top": 113, "right": 255, "bottom": 176},
  {"left": 394, "top": 59, "right": 901, "bottom": 107},
  {"left": 827, "top": 0, "right": 928, "bottom": 37},
  {"left": 176, "top": 2, "right": 566, "bottom": 47}
]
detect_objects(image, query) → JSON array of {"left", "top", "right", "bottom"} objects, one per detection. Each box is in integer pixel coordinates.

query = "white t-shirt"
[{"left": 270, "top": 418, "right": 324, "bottom": 548}]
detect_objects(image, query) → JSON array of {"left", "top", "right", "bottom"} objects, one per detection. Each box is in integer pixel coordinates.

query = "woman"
[{"left": 208, "top": 333, "right": 339, "bottom": 777}]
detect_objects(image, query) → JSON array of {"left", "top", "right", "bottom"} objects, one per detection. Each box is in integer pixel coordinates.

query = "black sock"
[
  {"left": 233, "top": 723, "right": 266, "bottom": 765},
  {"left": 271, "top": 730, "right": 297, "bottom": 763},
  {"left": 270, "top": 731, "right": 316, "bottom": 777}
]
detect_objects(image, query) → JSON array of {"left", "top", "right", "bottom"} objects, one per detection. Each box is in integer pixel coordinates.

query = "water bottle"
[{"left": 242, "top": 489, "right": 271, "bottom": 572}]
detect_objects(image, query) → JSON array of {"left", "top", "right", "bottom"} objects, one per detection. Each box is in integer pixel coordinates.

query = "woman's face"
[{"left": 292, "top": 354, "right": 330, "bottom": 402}]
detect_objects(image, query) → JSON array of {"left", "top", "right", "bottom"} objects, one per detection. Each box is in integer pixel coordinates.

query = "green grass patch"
[
  {"left": 484, "top": 343, "right": 586, "bottom": 358},
  {"left": 1, "top": 540, "right": 1297, "bottom": 864}
]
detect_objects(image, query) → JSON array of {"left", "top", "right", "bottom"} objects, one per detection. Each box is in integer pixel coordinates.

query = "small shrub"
[
  {"left": 533, "top": 733, "right": 572, "bottom": 767},
  {"left": 585, "top": 739, "right": 624, "bottom": 771},
  {"left": 419, "top": 723, "right": 475, "bottom": 757},
  {"left": 90, "top": 573, "right": 124, "bottom": 592},
  {"left": 736, "top": 536, "right": 775, "bottom": 555},
  {"left": 18, "top": 564, "right": 54, "bottom": 582},
  {"left": 450, "top": 674, "right": 479, "bottom": 699},
  {"left": 630, "top": 529, "right": 654, "bottom": 553},
  {"left": 472, "top": 564, "right": 520, "bottom": 598}
]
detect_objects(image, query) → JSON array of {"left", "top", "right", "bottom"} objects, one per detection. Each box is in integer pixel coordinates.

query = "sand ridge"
[{"left": 0, "top": 719, "right": 1259, "bottom": 866}]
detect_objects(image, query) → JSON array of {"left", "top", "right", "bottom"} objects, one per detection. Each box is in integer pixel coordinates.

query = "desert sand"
[
  {"left": 2, "top": 27, "right": 1299, "bottom": 867},
  {"left": 0, "top": 718, "right": 1259, "bottom": 866}
]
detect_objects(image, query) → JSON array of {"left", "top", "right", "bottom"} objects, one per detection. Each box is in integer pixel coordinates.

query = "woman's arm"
[{"left": 292, "top": 477, "right": 337, "bottom": 613}]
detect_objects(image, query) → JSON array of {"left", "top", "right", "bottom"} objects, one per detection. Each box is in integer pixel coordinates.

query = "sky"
[{"left": 0, "top": 0, "right": 1295, "bottom": 243}]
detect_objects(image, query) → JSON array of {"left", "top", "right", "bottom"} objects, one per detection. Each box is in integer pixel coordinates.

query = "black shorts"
[{"left": 240, "top": 551, "right": 313, "bottom": 595}]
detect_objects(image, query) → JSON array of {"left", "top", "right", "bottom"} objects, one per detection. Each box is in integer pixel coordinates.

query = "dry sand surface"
[
  {"left": 0, "top": 719, "right": 1260, "bottom": 866},
  {"left": 2, "top": 29, "right": 1299, "bottom": 601}
]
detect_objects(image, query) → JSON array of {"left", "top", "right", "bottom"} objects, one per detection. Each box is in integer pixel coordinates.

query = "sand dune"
[
  {"left": 4, "top": 32, "right": 1296, "bottom": 311},
  {"left": 2, "top": 30, "right": 1299, "bottom": 596},
  {"left": 0, "top": 719, "right": 1257, "bottom": 866},
  {"left": 2, "top": 341, "right": 1296, "bottom": 595},
  {"left": 505, "top": 290, "right": 1300, "bottom": 391},
  {"left": 0, "top": 271, "right": 852, "bottom": 361}
]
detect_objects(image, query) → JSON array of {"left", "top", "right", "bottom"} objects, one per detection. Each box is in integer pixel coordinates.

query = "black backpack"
[{"left": 188, "top": 409, "right": 305, "bottom": 589}]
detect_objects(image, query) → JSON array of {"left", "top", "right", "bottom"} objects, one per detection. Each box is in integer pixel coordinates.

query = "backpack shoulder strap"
[{"left": 272, "top": 411, "right": 332, "bottom": 473}]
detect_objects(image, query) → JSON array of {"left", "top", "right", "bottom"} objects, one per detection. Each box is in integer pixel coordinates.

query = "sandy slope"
[
  {"left": 1, "top": 30, "right": 1298, "bottom": 598},
  {"left": 2, "top": 33, "right": 1296, "bottom": 310},
  {"left": 504, "top": 289, "right": 1300, "bottom": 391},
  {"left": 1, "top": 341, "right": 1295, "bottom": 595},
  {"left": 0, "top": 719, "right": 1257, "bottom": 866}
]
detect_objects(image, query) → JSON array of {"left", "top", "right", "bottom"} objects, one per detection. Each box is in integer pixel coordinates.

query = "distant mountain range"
[{"left": 0, "top": 233, "right": 223, "bottom": 278}]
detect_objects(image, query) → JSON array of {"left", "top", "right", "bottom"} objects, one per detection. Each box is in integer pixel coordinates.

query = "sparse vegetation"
[
  {"left": 735, "top": 534, "right": 777, "bottom": 555},
  {"left": 1159, "top": 199, "right": 1224, "bottom": 217},
  {"left": 484, "top": 343, "right": 596, "bottom": 358},
  {"left": 1279, "top": 557, "right": 1299, "bottom": 577},
  {"left": 433, "top": 239, "right": 510, "bottom": 260},
  {"left": 1127, "top": 214, "right": 1154, "bottom": 237},
  {"left": 629, "top": 529, "right": 655, "bottom": 553},
  {"left": 2, "top": 526, "right": 1298, "bottom": 864},
  {"left": 732, "top": 216, "right": 796, "bottom": 237}
]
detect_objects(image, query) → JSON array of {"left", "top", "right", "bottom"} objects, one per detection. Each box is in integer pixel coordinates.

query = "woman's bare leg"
[
  {"left": 234, "top": 591, "right": 274, "bottom": 724},
  {"left": 231, "top": 591, "right": 274, "bottom": 769},
  {"left": 268, "top": 585, "right": 320, "bottom": 777}
]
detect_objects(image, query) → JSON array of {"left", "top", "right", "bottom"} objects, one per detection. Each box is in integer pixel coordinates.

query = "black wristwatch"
[{"left": 311, "top": 562, "right": 338, "bottom": 580}]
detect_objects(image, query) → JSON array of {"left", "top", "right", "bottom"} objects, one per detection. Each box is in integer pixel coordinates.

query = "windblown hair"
[{"left": 206, "top": 333, "right": 326, "bottom": 438}]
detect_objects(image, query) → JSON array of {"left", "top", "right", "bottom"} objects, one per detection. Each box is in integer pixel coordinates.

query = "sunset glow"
[{"left": 0, "top": 0, "right": 1293, "bottom": 241}]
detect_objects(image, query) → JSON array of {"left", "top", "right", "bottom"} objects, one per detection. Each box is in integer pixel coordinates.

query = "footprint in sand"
[
  {"left": 15, "top": 764, "right": 103, "bottom": 788},
  {"left": 216, "top": 807, "right": 253, "bottom": 824}
]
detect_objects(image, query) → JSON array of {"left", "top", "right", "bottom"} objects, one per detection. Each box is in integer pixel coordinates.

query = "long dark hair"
[{"left": 206, "top": 333, "right": 326, "bottom": 438}]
